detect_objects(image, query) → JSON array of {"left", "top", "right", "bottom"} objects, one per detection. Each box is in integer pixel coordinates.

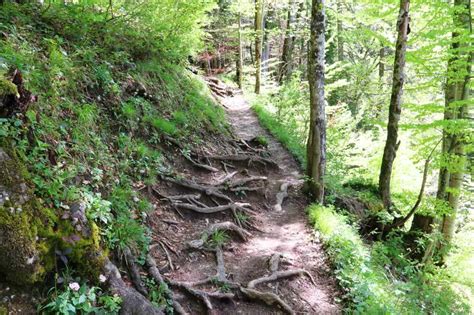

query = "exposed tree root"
[
  {"left": 247, "top": 269, "right": 316, "bottom": 289},
  {"left": 205, "top": 154, "right": 279, "bottom": 169},
  {"left": 159, "top": 241, "right": 175, "bottom": 271},
  {"left": 169, "top": 280, "right": 235, "bottom": 312},
  {"left": 123, "top": 247, "right": 148, "bottom": 296},
  {"left": 240, "top": 287, "right": 294, "bottom": 314},
  {"left": 146, "top": 255, "right": 188, "bottom": 315},
  {"left": 174, "top": 201, "right": 255, "bottom": 215},
  {"left": 188, "top": 221, "right": 252, "bottom": 249},
  {"left": 161, "top": 177, "right": 232, "bottom": 202},
  {"left": 183, "top": 153, "right": 219, "bottom": 172},
  {"left": 273, "top": 182, "right": 290, "bottom": 212},
  {"left": 103, "top": 258, "right": 164, "bottom": 315},
  {"left": 238, "top": 253, "right": 316, "bottom": 314}
]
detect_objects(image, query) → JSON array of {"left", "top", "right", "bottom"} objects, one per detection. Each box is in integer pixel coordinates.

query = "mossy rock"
[
  {"left": 0, "top": 146, "right": 105, "bottom": 286},
  {"left": 0, "top": 78, "right": 18, "bottom": 98}
]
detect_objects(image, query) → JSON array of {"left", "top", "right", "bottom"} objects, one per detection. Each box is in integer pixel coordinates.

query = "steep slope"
[{"left": 0, "top": 4, "right": 340, "bottom": 314}]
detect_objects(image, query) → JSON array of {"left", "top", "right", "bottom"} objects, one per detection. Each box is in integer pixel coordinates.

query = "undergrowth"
[
  {"left": 251, "top": 76, "right": 472, "bottom": 313},
  {"left": 0, "top": 2, "right": 225, "bottom": 310},
  {"left": 309, "top": 205, "right": 470, "bottom": 314}
]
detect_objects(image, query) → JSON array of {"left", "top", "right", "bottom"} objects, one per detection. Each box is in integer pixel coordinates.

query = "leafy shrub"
[
  {"left": 41, "top": 281, "right": 121, "bottom": 315},
  {"left": 308, "top": 204, "right": 470, "bottom": 314}
]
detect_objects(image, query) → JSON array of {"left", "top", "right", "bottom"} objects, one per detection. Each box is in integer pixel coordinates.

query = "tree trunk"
[
  {"left": 306, "top": 0, "right": 326, "bottom": 203},
  {"left": 378, "top": 0, "right": 410, "bottom": 209},
  {"left": 337, "top": 0, "right": 344, "bottom": 62},
  {"left": 254, "top": 0, "right": 264, "bottom": 94},
  {"left": 237, "top": 11, "right": 244, "bottom": 89},
  {"left": 378, "top": 47, "right": 385, "bottom": 79},
  {"left": 438, "top": 0, "right": 472, "bottom": 254},
  {"left": 278, "top": 0, "right": 296, "bottom": 84},
  {"left": 411, "top": 0, "right": 471, "bottom": 263}
]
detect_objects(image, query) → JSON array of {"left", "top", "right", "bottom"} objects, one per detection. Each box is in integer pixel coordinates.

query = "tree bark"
[
  {"left": 378, "top": 47, "right": 385, "bottom": 79},
  {"left": 336, "top": 0, "right": 344, "bottom": 62},
  {"left": 411, "top": 0, "right": 471, "bottom": 263},
  {"left": 378, "top": 0, "right": 410, "bottom": 209},
  {"left": 306, "top": 0, "right": 326, "bottom": 203},
  {"left": 237, "top": 10, "right": 244, "bottom": 89},
  {"left": 438, "top": 0, "right": 472, "bottom": 254},
  {"left": 254, "top": 0, "right": 264, "bottom": 94},
  {"left": 278, "top": 0, "right": 296, "bottom": 84}
]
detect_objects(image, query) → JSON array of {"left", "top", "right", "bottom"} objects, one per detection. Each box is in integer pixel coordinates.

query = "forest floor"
[{"left": 148, "top": 78, "right": 341, "bottom": 314}]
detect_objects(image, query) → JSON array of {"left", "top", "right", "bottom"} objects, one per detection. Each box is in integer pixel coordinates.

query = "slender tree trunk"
[
  {"left": 237, "top": 11, "right": 244, "bottom": 89},
  {"left": 411, "top": 0, "right": 471, "bottom": 263},
  {"left": 378, "top": 0, "right": 410, "bottom": 209},
  {"left": 278, "top": 0, "right": 296, "bottom": 84},
  {"left": 378, "top": 47, "right": 385, "bottom": 79},
  {"left": 254, "top": 0, "right": 264, "bottom": 94},
  {"left": 337, "top": 0, "right": 344, "bottom": 61},
  {"left": 306, "top": 0, "right": 326, "bottom": 203},
  {"left": 438, "top": 0, "right": 472, "bottom": 253}
]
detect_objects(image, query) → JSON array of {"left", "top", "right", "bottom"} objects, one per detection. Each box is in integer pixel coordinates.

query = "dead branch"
[{"left": 273, "top": 182, "right": 290, "bottom": 212}]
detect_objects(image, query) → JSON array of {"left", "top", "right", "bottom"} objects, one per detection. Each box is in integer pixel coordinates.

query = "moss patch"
[
  {"left": 0, "top": 78, "right": 18, "bottom": 97},
  {"left": 0, "top": 147, "right": 104, "bottom": 286}
]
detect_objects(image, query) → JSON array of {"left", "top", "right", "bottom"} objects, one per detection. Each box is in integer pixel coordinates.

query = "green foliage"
[
  {"left": 309, "top": 204, "right": 470, "bottom": 314},
  {"left": 40, "top": 280, "right": 122, "bottom": 315},
  {"left": 0, "top": 77, "right": 18, "bottom": 96},
  {"left": 254, "top": 135, "right": 269, "bottom": 146},
  {"left": 144, "top": 278, "right": 173, "bottom": 312},
  {"left": 147, "top": 117, "right": 177, "bottom": 135},
  {"left": 83, "top": 192, "right": 113, "bottom": 225},
  {"left": 208, "top": 230, "right": 230, "bottom": 248},
  {"left": 252, "top": 103, "right": 306, "bottom": 166}
]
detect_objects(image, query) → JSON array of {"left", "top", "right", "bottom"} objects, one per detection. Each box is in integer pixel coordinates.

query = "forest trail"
[{"left": 151, "top": 78, "right": 340, "bottom": 314}]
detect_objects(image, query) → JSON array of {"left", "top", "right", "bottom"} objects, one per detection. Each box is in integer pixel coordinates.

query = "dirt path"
[{"left": 151, "top": 81, "right": 340, "bottom": 314}]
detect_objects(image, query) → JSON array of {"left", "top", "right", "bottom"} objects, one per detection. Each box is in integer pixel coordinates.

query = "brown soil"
[{"left": 148, "top": 80, "right": 341, "bottom": 314}]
